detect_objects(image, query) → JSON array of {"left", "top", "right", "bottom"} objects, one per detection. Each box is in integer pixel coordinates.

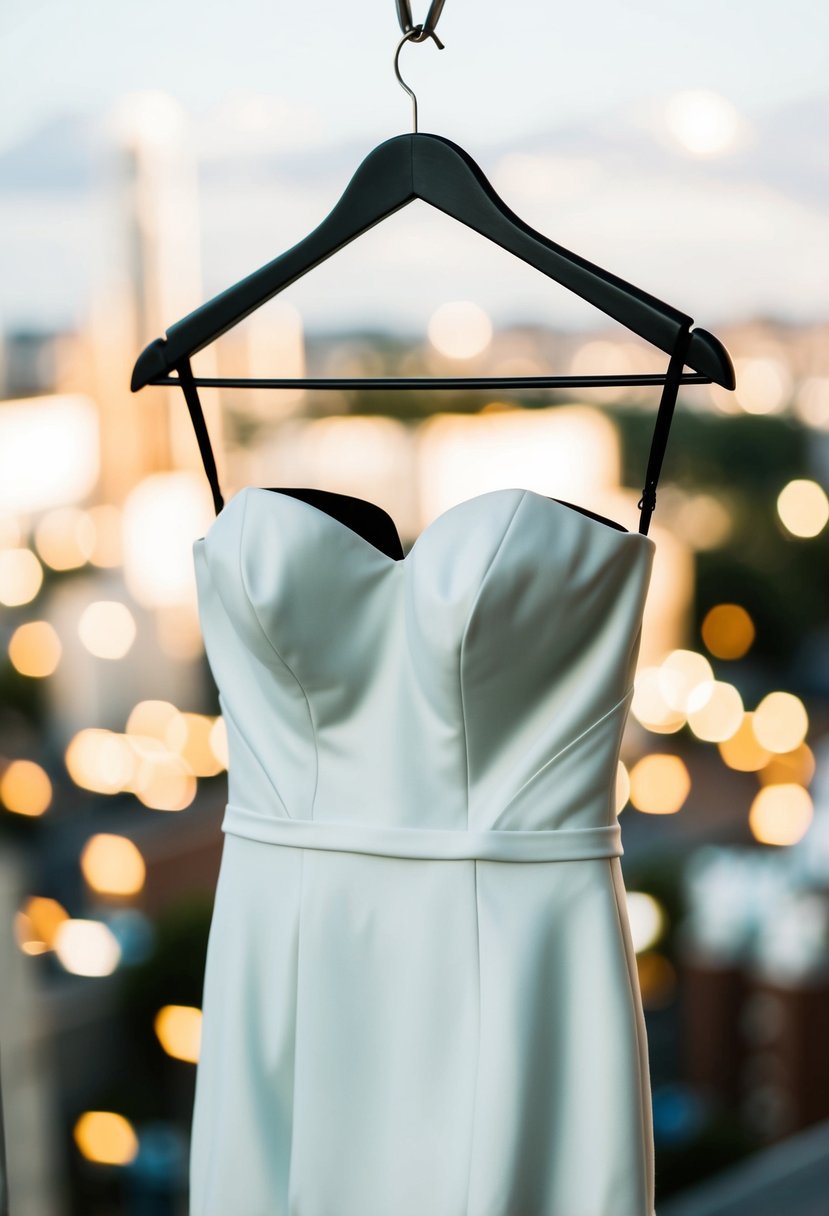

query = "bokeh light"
[
  {"left": 748, "top": 784, "right": 814, "bottom": 846},
  {"left": 629, "top": 754, "right": 691, "bottom": 814},
  {"left": 65, "top": 728, "right": 136, "bottom": 795},
  {"left": 80, "top": 834, "right": 146, "bottom": 896},
  {"left": 8, "top": 620, "right": 62, "bottom": 677},
  {"left": 15, "top": 896, "right": 69, "bottom": 954},
  {"left": 77, "top": 600, "right": 137, "bottom": 660},
  {"left": 166, "top": 711, "right": 224, "bottom": 777},
  {"left": 752, "top": 691, "right": 809, "bottom": 754},
  {"left": 658, "top": 650, "right": 715, "bottom": 713},
  {"left": 54, "top": 919, "right": 122, "bottom": 976},
  {"left": 73, "top": 1111, "right": 138, "bottom": 1166},
  {"left": 686, "top": 681, "right": 744, "bottom": 742},
  {"left": 717, "top": 713, "right": 772, "bottom": 772},
  {"left": 154, "top": 1005, "right": 202, "bottom": 1064},
  {"left": 626, "top": 891, "right": 667, "bottom": 953},
  {"left": 631, "top": 667, "right": 687, "bottom": 734},
  {"left": 701, "top": 603, "right": 755, "bottom": 659},
  {"left": 0, "top": 547, "right": 43, "bottom": 606},
  {"left": 757, "top": 743, "right": 816, "bottom": 788},
  {"left": 0, "top": 759, "right": 53, "bottom": 816},
  {"left": 427, "top": 301, "right": 492, "bottom": 359},
  {"left": 34, "top": 506, "right": 96, "bottom": 570},
  {"left": 776, "top": 479, "right": 829, "bottom": 539}
]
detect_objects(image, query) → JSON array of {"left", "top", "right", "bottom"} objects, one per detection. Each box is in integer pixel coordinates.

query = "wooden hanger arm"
[
  {"left": 412, "top": 135, "right": 733, "bottom": 387},
  {"left": 132, "top": 139, "right": 416, "bottom": 389}
]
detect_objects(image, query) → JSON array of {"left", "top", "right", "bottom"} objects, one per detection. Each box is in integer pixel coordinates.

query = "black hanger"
[
  {"left": 130, "top": 17, "right": 735, "bottom": 539},
  {"left": 131, "top": 131, "right": 733, "bottom": 392}
]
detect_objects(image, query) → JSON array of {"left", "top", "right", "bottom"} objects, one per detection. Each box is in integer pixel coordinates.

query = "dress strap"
[
  {"left": 175, "top": 358, "right": 225, "bottom": 517},
  {"left": 173, "top": 324, "right": 692, "bottom": 533},
  {"left": 636, "top": 320, "right": 693, "bottom": 536}
]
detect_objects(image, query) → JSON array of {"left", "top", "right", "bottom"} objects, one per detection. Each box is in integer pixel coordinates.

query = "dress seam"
[
  {"left": 497, "top": 683, "right": 636, "bottom": 820},
  {"left": 464, "top": 857, "right": 481, "bottom": 1216},
  {"left": 237, "top": 489, "right": 320, "bottom": 820},
  {"left": 218, "top": 691, "right": 291, "bottom": 819},
  {"left": 286, "top": 847, "right": 305, "bottom": 1213},
  {"left": 459, "top": 490, "right": 528, "bottom": 827},
  {"left": 608, "top": 857, "right": 655, "bottom": 1215}
]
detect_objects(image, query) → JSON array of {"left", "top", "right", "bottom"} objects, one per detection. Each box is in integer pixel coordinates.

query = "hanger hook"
[{"left": 394, "top": 25, "right": 444, "bottom": 134}]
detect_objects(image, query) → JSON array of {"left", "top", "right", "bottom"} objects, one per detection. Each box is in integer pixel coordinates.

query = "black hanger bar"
[
  {"left": 148, "top": 372, "right": 712, "bottom": 391},
  {"left": 131, "top": 133, "right": 735, "bottom": 393}
]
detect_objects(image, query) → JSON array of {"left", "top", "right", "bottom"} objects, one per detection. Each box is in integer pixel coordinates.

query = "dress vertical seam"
[
  {"left": 285, "top": 847, "right": 305, "bottom": 1215},
  {"left": 237, "top": 489, "right": 320, "bottom": 820},
  {"left": 464, "top": 857, "right": 481, "bottom": 1216},
  {"left": 459, "top": 490, "right": 528, "bottom": 827},
  {"left": 608, "top": 857, "right": 655, "bottom": 1216}
]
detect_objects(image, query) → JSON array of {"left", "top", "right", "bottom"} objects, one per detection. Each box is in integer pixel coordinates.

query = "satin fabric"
[{"left": 189, "top": 485, "right": 658, "bottom": 1216}]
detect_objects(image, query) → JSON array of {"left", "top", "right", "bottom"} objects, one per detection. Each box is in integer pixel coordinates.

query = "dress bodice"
[{"left": 193, "top": 486, "right": 655, "bottom": 855}]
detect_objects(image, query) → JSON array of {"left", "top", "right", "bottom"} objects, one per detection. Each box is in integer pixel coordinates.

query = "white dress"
[{"left": 189, "top": 484, "right": 657, "bottom": 1216}]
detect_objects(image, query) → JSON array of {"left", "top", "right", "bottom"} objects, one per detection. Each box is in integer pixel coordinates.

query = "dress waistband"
[{"left": 221, "top": 802, "right": 623, "bottom": 862}]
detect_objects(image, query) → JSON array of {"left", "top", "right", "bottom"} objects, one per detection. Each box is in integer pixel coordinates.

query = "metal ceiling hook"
[{"left": 393, "top": 19, "right": 444, "bottom": 134}]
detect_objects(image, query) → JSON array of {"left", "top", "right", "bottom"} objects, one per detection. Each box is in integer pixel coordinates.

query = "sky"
[
  {"left": 1, "top": 1, "right": 828, "bottom": 335},
  {"left": 3, "top": 0, "right": 828, "bottom": 151}
]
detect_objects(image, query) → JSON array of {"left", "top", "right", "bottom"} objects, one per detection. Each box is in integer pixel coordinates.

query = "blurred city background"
[{"left": 1, "top": 1, "right": 828, "bottom": 1213}]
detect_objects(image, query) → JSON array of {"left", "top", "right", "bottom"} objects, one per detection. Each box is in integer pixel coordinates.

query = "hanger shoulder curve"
[{"left": 411, "top": 134, "right": 733, "bottom": 387}]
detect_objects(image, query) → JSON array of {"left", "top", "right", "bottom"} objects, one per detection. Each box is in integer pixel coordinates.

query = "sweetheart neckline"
[{"left": 195, "top": 485, "right": 657, "bottom": 559}]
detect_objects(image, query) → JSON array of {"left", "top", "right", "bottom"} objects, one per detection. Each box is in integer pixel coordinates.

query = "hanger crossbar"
[{"left": 150, "top": 372, "right": 711, "bottom": 391}]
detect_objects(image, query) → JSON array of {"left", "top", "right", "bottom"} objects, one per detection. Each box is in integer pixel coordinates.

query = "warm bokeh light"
[
  {"left": 626, "top": 891, "right": 667, "bottom": 953},
  {"left": 665, "top": 89, "right": 742, "bottom": 156},
  {"left": 54, "top": 918, "right": 122, "bottom": 976},
  {"left": 733, "top": 356, "right": 792, "bottom": 415},
  {"left": 665, "top": 491, "right": 735, "bottom": 551},
  {"left": 126, "top": 699, "right": 181, "bottom": 741},
  {"left": 0, "top": 394, "right": 99, "bottom": 514},
  {"left": 776, "top": 478, "right": 829, "bottom": 539},
  {"left": 752, "top": 690, "right": 809, "bottom": 754},
  {"left": 701, "top": 602, "right": 755, "bottom": 659},
  {"left": 0, "top": 759, "right": 52, "bottom": 817},
  {"left": 631, "top": 667, "right": 687, "bottom": 734},
  {"left": 636, "top": 953, "right": 677, "bottom": 1009},
  {"left": 427, "top": 301, "right": 493, "bottom": 359},
  {"left": 122, "top": 471, "right": 213, "bottom": 608},
  {"left": 0, "top": 547, "right": 44, "bottom": 606},
  {"left": 154, "top": 1004, "right": 202, "bottom": 1064},
  {"left": 615, "top": 760, "right": 631, "bottom": 814},
  {"left": 15, "top": 896, "right": 69, "bottom": 954},
  {"left": 73, "top": 1111, "right": 138, "bottom": 1166},
  {"left": 748, "top": 784, "right": 814, "bottom": 846},
  {"left": 65, "top": 728, "right": 136, "bottom": 795},
  {"left": 209, "top": 715, "right": 229, "bottom": 769},
  {"left": 34, "top": 506, "right": 96, "bottom": 570},
  {"left": 131, "top": 751, "right": 197, "bottom": 811},
  {"left": 686, "top": 680, "right": 744, "bottom": 742},
  {"left": 717, "top": 713, "right": 772, "bottom": 772},
  {"left": 77, "top": 600, "right": 137, "bottom": 660},
  {"left": 629, "top": 754, "right": 691, "bottom": 814},
  {"left": 8, "top": 620, "right": 62, "bottom": 677},
  {"left": 80, "top": 834, "right": 146, "bottom": 897},
  {"left": 757, "top": 742, "right": 816, "bottom": 788},
  {"left": 87, "top": 503, "right": 124, "bottom": 567},
  {"left": 166, "top": 711, "right": 224, "bottom": 777},
  {"left": 658, "top": 650, "right": 715, "bottom": 713}
]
